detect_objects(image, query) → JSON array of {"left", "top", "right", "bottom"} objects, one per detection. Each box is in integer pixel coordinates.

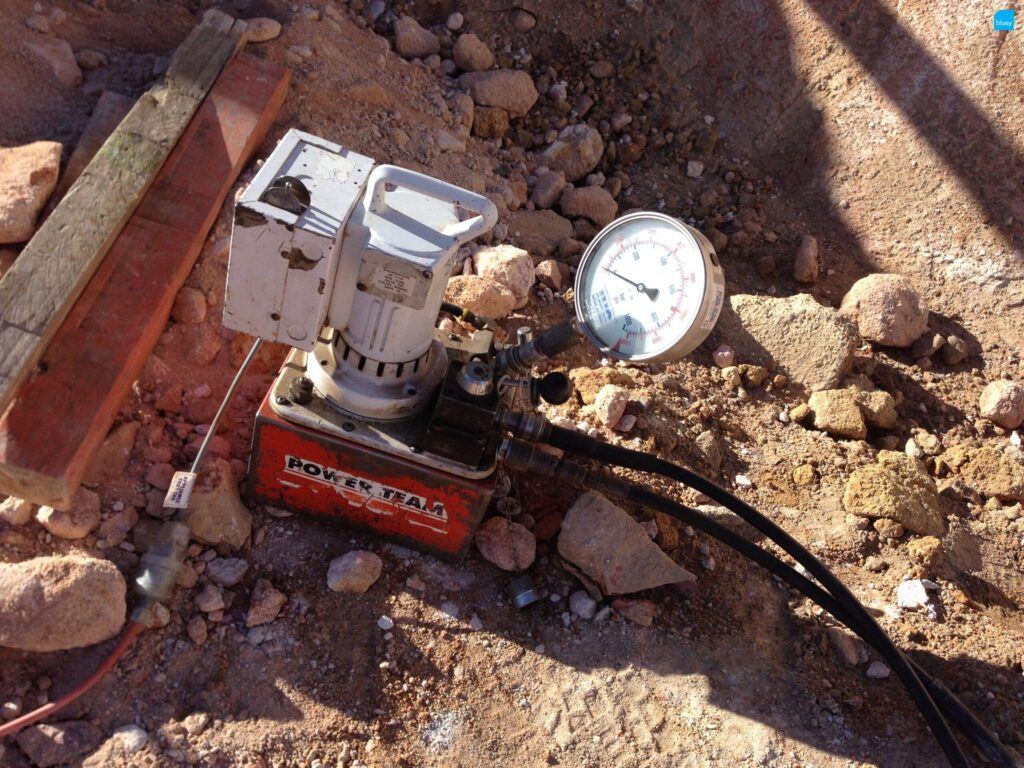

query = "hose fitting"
[{"left": 131, "top": 520, "right": 190, "bottom": 625}]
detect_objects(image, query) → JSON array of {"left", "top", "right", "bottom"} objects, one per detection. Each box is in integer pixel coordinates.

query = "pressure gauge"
[{"left": 574, "top": 212, "right": 725, "bottom": 363}]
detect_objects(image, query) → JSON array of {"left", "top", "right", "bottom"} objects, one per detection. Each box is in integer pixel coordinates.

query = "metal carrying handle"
[{"left": 365, "top": 165, "right": 498, "bottom": 246}]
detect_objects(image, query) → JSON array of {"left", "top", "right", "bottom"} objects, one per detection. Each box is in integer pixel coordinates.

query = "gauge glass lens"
[{"left": 577, "top": 216, "right": 707, "bottom": 360}]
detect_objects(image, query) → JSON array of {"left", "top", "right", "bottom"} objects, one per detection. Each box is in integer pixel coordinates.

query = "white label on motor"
[
  {"left": 371, "top": 266, "right": 416, "bottom": 299},
  {"left": 163, "top": 472, "right": 197, "bottom": 509}
]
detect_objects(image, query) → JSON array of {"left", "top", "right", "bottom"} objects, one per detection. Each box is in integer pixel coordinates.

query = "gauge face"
[{"left": 575, "top": 212, "right": 724, "bottom": 362}]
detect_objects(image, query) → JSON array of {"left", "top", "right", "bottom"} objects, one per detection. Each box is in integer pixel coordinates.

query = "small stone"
[
  {"left": 840, "top": 274, "right": 929, "bottom": 348},
  {"left": 863, "top": 556, "right": 888, "bottom": 572},
  {"left": 474, "top": 244, "right": 534, "bottom": 308},
  {"left": 614, "top": 413, "right": 637, "bottom": 432},
  {"left": 194, "top": 583, "right": 225, "bottom": 613},
  {"left": 446, "top": 11, "right": 464, "bottom": 30},
  {"left": 0, "top": 555, "right": 126, "bottom": 652},
  {"left": 36, "top": 488, "right": 101, "bottom": 539},
  {"left": 84, "top": 421, "right": 140, "bottom": 486},
  {"left": 866, "top": 661, "right": 891, "bottom": 679},
  {"left": 941, "top": 334, "right": 969, "bottom": 365},
  {"left": 712, "top": 344, "right": 735, "bottom": 368},
  {"left": 377, "top": 615, "right": 394, "bottom": 631},
  {"left": 508, "top": 209, "right": 574, "bottom": 257},
  {"left": 327, "top": 550, "right": 383, "bottom": 593},
  {"left": 345, "top": 80, "right": 391, "bottom": 107},
  {"left": 394, "top": 16, "right": 439, "bottom": 59},
  {"left": 910, "top": 331, "right": 945, "bottom": 360},
  {"left": 472, "top": 106, "right": 509, "bottom": 138},
  {"left": 16, "top": 721, "right": 103, "bottom": 767},
  {"left": 435, "top": 129, "right": 465, "bottom": 154},
  {"left": 183, "top": 459, "right": 252, "bottom": 550},
  {"left": 592, "top": 384, "right": 629, "bottom": 427},
  {"left": 187, "top": 615, "right": 208, "bottom": 645},
  {"left": 206, "top": 557, "right": 249, "bottom": 587},
  {"left": 475, "top": 516, "right": 535, "bottom": 571},
  {"left": 458, "top": 69, "right": 538, "bottom": 117},
  {"left": 792, "top": 464, "right": 817, "bottom": 486},
  {"left": 559, "top": 185, "right": 618, "bottom": 226},
  {"left": 808, "top": 389, "right": 867, "bottom": 440},
  {"left": 827, "top": 626, "right": 863, "bottom": 666},
  {"left": 245, "top": 17, "right": 282, "bottom": 43},
  {"left": 445, "top": 275, "right": 516, "bottom": 319},
  {"left": 111, "top": 725, "right": 148, "bottom": 754},
  {"left": 145, "top": 462, "right": 175, "bottom": 491},
  {"left": 0, "top": 495, "right": 34, "bottom": 526},
  {"left": 907, "top": 536, "right": 944, "bottom": 569},
  {"left": 246, "top": 579, "right": 287, "bottom": 627},
  {"left": 0, "top": 141, "right": 62, "bottom": 243},
  {"left": 172, "top": 286, "right": 208, "bottom": 324},
  {"left": 588, "top": 60, "right": 615, "bottom": 78},
  {"left": 75, "top": 49, "right": 108, "bottom": 70},
  {"left": 27, "top": 36, "right": 82, "bottom": 86},
  {"left": 979, "top": 380, "right": 1024, "bottom": 430},
  {"left": 944, "top": 445, "right": 1024, "bottom": 501},
  {"left": 793, "top": 234, "right": 819, "bottom": 283},
  {"left": 510, "top": 8, "right": 537, "bottom": 32},
  {"left": 855, "top": 389, "right": 898, "bottom": 430},
  {"left": 873, "top": 518, "right": 904, "bottom": 539},
  {"left": 97, "top": 508, "right": 137, "bottom": 547},
  {"left": 844, "top": 451, "right": 945, "bottom": 535},
  {"left": 569, "top": 590, "right": 597, "bottom": 620},
  {"left": 535, "top": 259, "right": 569, "bottom": 291},
  {"left": 452, "top": 33, "right": 493, "bottom": 72},
  {"left": 531, "top": 170, "right": 567, "bottom": 209},
  {"left": 686, "top": 160, "right": 704, "bottom": 178},
  {"left": 26, "top": 13, "right": 50, "bottom": 32},
  {"left": 611, "top": 598, "right": 657, "bottom": 626},
  {"left": 695, "top": 430, "right": 723, "bottom": 470},
  {"left": 789, "top": 403, "right": 812, "bottom": 423},
  {"left": 539, "top": 124, "right": 605, "bottom": 182},
  {"left": 896, "top": 578, "right": 940, "bottom": 619}
]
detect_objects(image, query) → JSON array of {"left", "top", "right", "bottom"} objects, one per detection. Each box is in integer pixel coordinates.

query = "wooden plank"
[
  {"left": 0, "top": 54, "right": 290, "bottom": 508},
  {"left": 0, "top": 10, "right": 247, "bottom": 417},
  {"left": 44, "top": 91, "right": 136, "bottom": 216}
]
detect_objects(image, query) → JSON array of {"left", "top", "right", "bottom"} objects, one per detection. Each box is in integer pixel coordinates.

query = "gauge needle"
[{"left": 603, "top": 267, "right": 659, "bottom": 301}]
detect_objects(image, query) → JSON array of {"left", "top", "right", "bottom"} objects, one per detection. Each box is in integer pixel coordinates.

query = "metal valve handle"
[{"left": 365, "top": 165, "right": 498, "bottom": 246}]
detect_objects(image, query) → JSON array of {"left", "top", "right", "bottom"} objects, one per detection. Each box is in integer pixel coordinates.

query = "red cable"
[{"left": 0, "top": 622, "right": 145, "bottom": 739}]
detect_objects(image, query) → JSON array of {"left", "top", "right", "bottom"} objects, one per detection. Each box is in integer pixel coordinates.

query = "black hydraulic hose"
[
  {"left": 440, "top": 301, "right": 495, "bottom": 332},
  {"left": 499, "top": 419, "right": 970, "bottom": 768}
]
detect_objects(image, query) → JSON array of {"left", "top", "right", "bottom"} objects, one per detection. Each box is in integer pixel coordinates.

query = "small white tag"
[{"left": 163, "top": 472, "right": 197, "bottom": 509}]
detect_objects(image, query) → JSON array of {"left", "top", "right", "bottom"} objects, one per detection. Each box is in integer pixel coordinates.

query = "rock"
[
  {"left": 979, "top": 380, "right": 1024, "bottom": 430},
  {"left": 539, "top": 124, "right": 605, "bottom": 182},
  {"left": 183, "top": 458, "right": 252, "bottom": 550},
  {"left": 568, "top": 367, "right": 634, "bottom": 404},
  {"left": 792, "top": 464, "right": 817, "bottom": 486},
  {"left": 790, "top": 403, "right": 812, "bottom": 423},
  {"left": 840, "top": 274, "right": 929, "bottom": 347},
  {"left": 76, "top": 49, "right": 108, "bottom": 70},
  {"left": 111, "top": 725, "right": 148, "bottom": 754},
  {"left": 873, "top": 517, "right": 904, "bottom": 539},
  {"left": 535, "top": 259, "right": 569, "bottom": 291},
  {"left": 474, "top": 244, "right": 534, "bottom": 308},
  {"left": 715, "top": 294, "right": 858, "bottom": 392},
  {"left": 569, "top": 590, "right": 597, "bottom": 620},
  {"left": 206, "top": 556, "right": 249, "bottom": 587},
  {"left": 453, "top": 33, "right": 493, "bottom": 71},
  {"left": 855, "top": 389, "right": 898, "bottom": 429},
  {"left": 472, "top": 106, "right": 509, "bottom": 138},
  {"left": 245, "top": 16, "right": 281, "bottom": 42},
  {"left": 695, "top": 430, "right": 723, "bottom": 470},
  {"left": 474, "top": 516, "right": 535, "bottom": 571},
  {"left": 246, "top": 579, "right": 287, "bottom": 627},
  {"left": 827, "top": 626, "right": 863, "bottom": 666},
  {"left": 910, "top": 331, "right": 945, "bottom": 360},
  {"left": 559, "top": 185, "right": 617, "bottom": 226},
  {"left": 686, "top": 160, "right": 704, "bottom": 178},
  {"left": 36, "top": 487, "right": 101, "bottom": 539},
  {"left": 446, "top": 11, "right": 464, "bottom": 30},
  {"left": 558, "top": 491, "right": 695, "bottom": 595},
  {"left": 194, "top": 583, "right": 224, "bottom": 613},
  {"left": 508, "top": 209, "right": 574, "bottom": 257},
  {"left": 27, "top": 13, "right": 51, "bottom": 33},
  {"left": 327, "top": 550, "right": 383, "bottom": 593},
  {"left": 97, "top": 508, "right": 137, "bottom": 547},
  {"left": 171, "top": 286, "right": 208, "bottom": 324},
  {"left": 611, "top": 598, "right": 657, "bottom": 626},
  {"left": 592, "top": 384, "right": 629, "bottom": 427},
  {"left": 394, "top": 16, "right": 439, "bottom": 59},
  {"left": 531, "top": 170, "right": 566, "bottom": 209},
  {"left": 0, "top": 141, "right": 62, "bottom": 243},
  {"left": 863, "top": 555, "right": 888, "bottom": 572},
  {"left": 511, "top": 8, "right": 537, "bottom": 32},
  {"left": 84, "top": 421, "right": 140, "bottom": 486},
  {"left": 793, "top": 235, "right": 819, "bottom": 283},
  {"left": 0, "top": 555, "right": 126, "bottom": 651},
  {"left": 896, "top": 578, "right": 940, "bottom": 619},
  {"left": 907, "top": 536, "right": 944, "bottom": 569},
  {"left": 712, "top": 344, "right": 735, "bottom": 368},
  {"left": 941, "top": 334, "right": 969, "bottom": 365},
  {"left": 345, "top": 80, "right": 391, "bottom": 107},
  {"left": 27, "top": 36, "right": 82, "bottom": 86},
  {"left": 445, "top": 274, "right": 517, "bottom": 319},
  {"left": 808, "top": 389, "right": 867, "bottom": 440},
  {"left": 458, "top": 69, "right": 538, "bottom": 117},
  {"left": 944, "top": 445, "right": 1024, "bottom": 501},
  {"left": 0, "top": 495, "right": 34, "bottom": 526},
  {"left": 435, "top": 129, "right": 466, "bottom": 153},
  {"left": 866, "top": 661, "right": 891, "bottom": 680},
  {"left": 16, "top": 721, "right": 103, "bottom": 767},
  {"left": 187, "top": 615, "right": 208, "bottom": 645},
  {"left": 843, "top": 451, "right": 945, "bottom": 535}
]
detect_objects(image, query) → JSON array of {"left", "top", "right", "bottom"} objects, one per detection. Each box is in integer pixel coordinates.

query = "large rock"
[
  {"left": 393, "top": 16, "right": 439, "bottom": 59},
  {"left": 531, "top": 170, "right": 566, "bottom": 209},
  {"left": 843, "top": 451, "right": 945, "bottom": 535},
  {"left": 36, "top": 487, "right": 101, "bottom": 539},
  {"left": 183, "top": 458, "right": 252, "bottom": 550},
  {"left": 839, "top": 274, "right": 929, "bottom": 347},
  {"left": 84, "top": 421, "right": 140, "bottom": 486},
  {"left": 452, "top": 32, "right": 493, "bottom": 72},
  {"left": 458, "top": 69, "right": 538, "bottom": 117},
  {"left": 246, "top": 578, "right": 288, "bottom": 627},
  {"left": 558, "top": 491, "right": 695, "bottom": 595},
  {"left": 508, "top": 209, "right": 574, "bottom": 257},
  {"left": 559, "top": 185, "right": 617, "bottom": 226},
  {"left": 978, "top": 380, "right": 1024, "bottom": 430},
  {"left": 808, "top": 389, "right": 867, "bottom": 440},
  {"left": 714, "top": 293, "right": 858, "bottom": 392},
  {"left": 0, "top": 555, "right": 126, "bottom": 652},
  {"left": 539, "top": 124, "right": 605, "bottom": 182},
  {"left": 27, "top": 36, "right": 82, "bottom": 86},
  {"left": 944, "top": 446, "right": 1024, "bottom": 502},
  {"left": 474, "top": 516, "right": 535, "bottom": 571},
  {"left": 0, "top": 141, "right": 62, "bottom": 243},
  {"left": 16, "top": 721, "right": 103, "bottom": 768},
  {"left": 445, "top": 274, "right": 516, "bottom": 319},
  {"left": 474, "top": 244, "right": 534, "bottom": 308},
  {"left": 327, "top": 550, "right": 383, "bottom": 593}
]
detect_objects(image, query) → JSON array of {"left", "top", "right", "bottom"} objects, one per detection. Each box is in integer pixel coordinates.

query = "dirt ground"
[{"left": 1, "top": 0, "right": 1023, "bottom": 766}]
